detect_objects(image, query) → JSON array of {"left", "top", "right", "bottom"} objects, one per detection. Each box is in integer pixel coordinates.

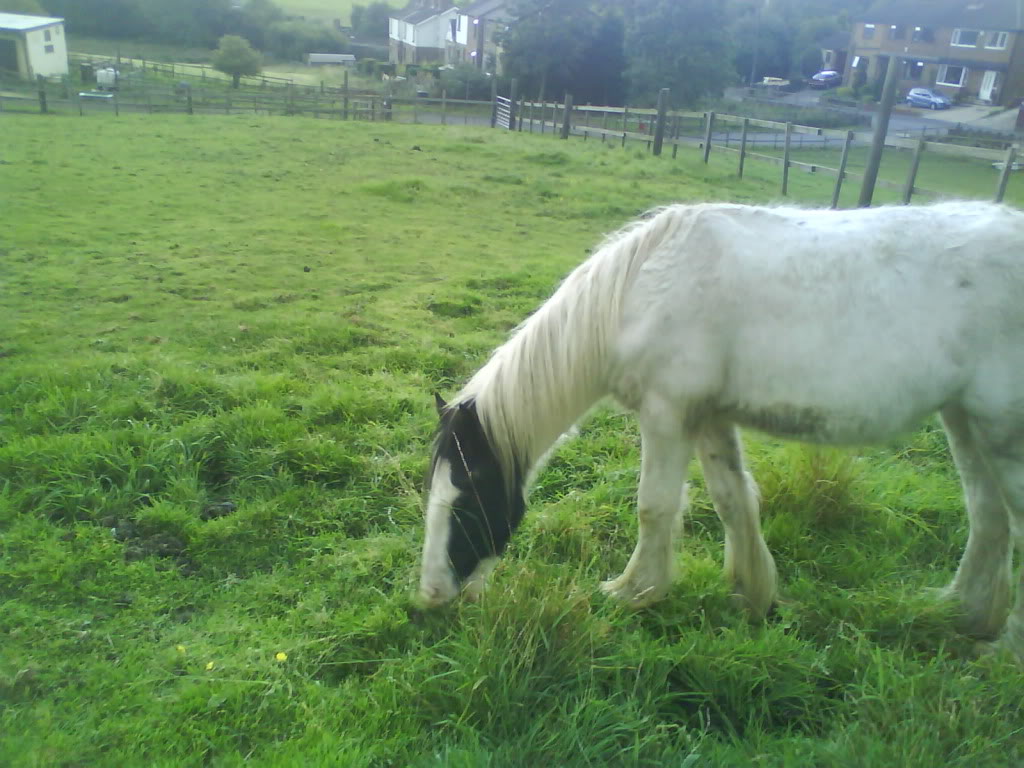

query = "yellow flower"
[
  {"left": 275, "top": 652, "right": 288, "bottom": 662},
  {"left": 175, "top": 645, "right": 186, "bottom": 654},
  {"left": 205, "top": 661, "right": 215, "bottom": 671}
]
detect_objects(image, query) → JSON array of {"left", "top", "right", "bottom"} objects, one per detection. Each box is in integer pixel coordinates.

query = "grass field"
[
  {"left": 274, "top": 0, "right": 403, "bottom": 25},
  {"left": 2, "top": 112, "right": 1023, "bottom": 767}
]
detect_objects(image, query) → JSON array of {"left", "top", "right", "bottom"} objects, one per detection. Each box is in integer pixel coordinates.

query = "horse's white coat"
[{"left": 421, "top": 201, "right": 1024, "bottom": 656}]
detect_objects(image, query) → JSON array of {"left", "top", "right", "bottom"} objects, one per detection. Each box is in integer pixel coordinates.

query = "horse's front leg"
[{"left": 601, "top": 403, "right": 693, "bottom": 607}]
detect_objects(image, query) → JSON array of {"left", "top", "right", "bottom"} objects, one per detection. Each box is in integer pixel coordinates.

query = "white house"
[
  {"left": 0, "top": 13, "right": 68, "bottom": 80},
  {"left": 389, "top": 2, "right": 461, "bottom": 66}
]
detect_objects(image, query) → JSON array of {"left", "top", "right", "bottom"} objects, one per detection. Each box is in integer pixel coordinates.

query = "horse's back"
[{"left": 610, "top": 202, "right": 1024, "bottom": 443}]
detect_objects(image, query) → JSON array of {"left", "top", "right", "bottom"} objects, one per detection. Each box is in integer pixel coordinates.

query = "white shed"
[
  {"left": 308, "top": 53, "right": 356, "bottom": 65},
  {"left": 0, "top": 13, "right": 68, "bottom": 81}
]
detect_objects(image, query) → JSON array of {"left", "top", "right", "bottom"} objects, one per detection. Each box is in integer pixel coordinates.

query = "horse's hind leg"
[
  {"left": 960, "top": 413, "right": 1024, "bottom": 659},
  {"left": 697, "top": 423, "right": 777, "bottom": 619},
  {"left": 938, "top": 405, "right": 1012, "bottom": 639},
  {"left": 601, "top": 401, "right": 693, "bottom": 607}
]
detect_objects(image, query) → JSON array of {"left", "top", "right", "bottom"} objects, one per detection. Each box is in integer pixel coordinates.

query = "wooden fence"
[
  {"left": 0, "top": 74, "right": 494, "bottom": 126},
  {"left": 490, "top": 88, "right": 1021, "bottom": 206}
]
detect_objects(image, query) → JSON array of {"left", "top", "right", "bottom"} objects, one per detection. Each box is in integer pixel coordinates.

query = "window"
[
  {"left": 912, "top": 26, "right": 934, "bottom": 42},
  {"left": 986, "top": 31, "right": 1008, "bottom": 49},
  {"left": 951, "top": 28, "right": 981, "bottom": 46},
  {"left": 889, "top": 24, "right": 905, "bottom": 40},
  {"left": 44, "top": 44, "right": 54, "bottom": 53},
  {"left": 863, "top": 23, "right": 875, "bottom": 40},
  {"left": 937, "top": 64, "right": 966, "bottom": 86},
  {"left": 44, "top": 29, "right": 51, "bottom": 41},
  {"left": 902, "top": 60, "right": 924, "bottom": 80}
]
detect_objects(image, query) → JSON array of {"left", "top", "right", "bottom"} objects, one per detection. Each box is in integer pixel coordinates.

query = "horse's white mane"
[{"left": 452, "top": 205, "right": 696, "bottom": 479}]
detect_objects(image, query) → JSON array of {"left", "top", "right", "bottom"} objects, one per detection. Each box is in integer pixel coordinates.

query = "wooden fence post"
[
  {"left": 622, "top": 105, "right": 629, "bottom": 133},
  {"left": 995, "top": 146, "right": 1017, "bottom": 203},
  {"left": 343, "top": 70, "right": 349, "bottom": 120},
  {"left": 652, "top": 88, "right": 669, "bottom": 156},
  {"left": 738, "top": 118, "right": 749, "bottom": 178},
  {"left": 781, "top": 122, "right": 793, "bottom": 195},
  {"left": 702, "top": 111, "right": 715, "bottom": 163},
  {"left": 831, "top": 130, "right": 854, "bottom": 209},
  {"left": 37, "top": 81, "right": 47, "bottom": 114},
  {"left": 186, "top": 86, "right": 193, "bottom": 115},
  {"left": 902, "top": 138, "right": 926, "bottom": 204},
  {"left": 441, "top": 88, "right": 447, "bottom": 125},
  {"left": 490, "top": 77, "right": 498, "bottom": 128},
  {"left": 508, "top": 79, "right": 517, "bottom": 131},
  {"left": 560, "top": 92, "right": 573, "bottom": 139}
]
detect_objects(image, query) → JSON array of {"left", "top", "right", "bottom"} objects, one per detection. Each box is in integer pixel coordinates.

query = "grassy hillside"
[
  {"left": 1, "top": 113, "right": 1021, "bottom": 767},
  {"left": 274, "top": 0, "right": 403, "bottom": 25}
]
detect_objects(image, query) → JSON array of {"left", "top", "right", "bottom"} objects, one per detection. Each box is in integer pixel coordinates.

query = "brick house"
[
  {"left": 846, "top": 0, "right": 1024, "bottom": 106},
  {"left": 458, "top": 0, "right": 512, "bottom": 73}
]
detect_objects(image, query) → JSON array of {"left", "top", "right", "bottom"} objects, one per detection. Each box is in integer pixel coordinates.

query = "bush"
[
  {"left": 357, "top": 57, "right": 377, "bottom": 76},
  {"left": 439, "top": 63, "right": 498, "bottom": 101}
]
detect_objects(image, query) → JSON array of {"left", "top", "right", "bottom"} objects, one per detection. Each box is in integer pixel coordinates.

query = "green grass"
[
  {"left": 68, "top": 34, "right": 217, "bottom": 64},
  {"left": 1, "top": 113, "right": 1022, "bottom": 767}
]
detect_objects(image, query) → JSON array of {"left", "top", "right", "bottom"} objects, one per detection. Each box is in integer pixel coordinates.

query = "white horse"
[{"left": 420, "top": 201, "right": 1024, "bottom": 658}]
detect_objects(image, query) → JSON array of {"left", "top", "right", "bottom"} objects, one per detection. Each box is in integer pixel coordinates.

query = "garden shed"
[{"left": 0, "top": 12, "right": 68, "bottom": 81}]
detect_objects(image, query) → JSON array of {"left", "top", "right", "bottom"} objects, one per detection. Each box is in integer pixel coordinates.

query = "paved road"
[{"left": 725, "top": 86, "right": 1020, "bottom": 137}]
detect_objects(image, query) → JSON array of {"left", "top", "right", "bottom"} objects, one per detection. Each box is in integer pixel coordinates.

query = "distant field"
[
  {"left": 2, "top": 112, "right": 1023, "bottom": 766},
  {"left": 275, "top": 0, "right": 403, "bottom": 25}
]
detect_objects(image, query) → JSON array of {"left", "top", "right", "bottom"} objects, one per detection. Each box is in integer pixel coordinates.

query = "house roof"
[
  {"left": 0, "top": 12, "right": 64, "bottom": 32},
  {"left": 391, "top": 2, "right": 461, "bottom": 24},
  {"left": 860, "top": 0, "right": 1024, "bottom": 31},
  {"left": 401, "top": 7, "right": 440, "bottom": 24},
  {"left": 460, "top": 0, "right": 513, "bottom": 22}
]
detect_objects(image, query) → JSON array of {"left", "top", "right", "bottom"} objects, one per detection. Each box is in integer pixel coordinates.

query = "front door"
[{"left": 980, "top": 70, "right": 999, "bottom": 103}]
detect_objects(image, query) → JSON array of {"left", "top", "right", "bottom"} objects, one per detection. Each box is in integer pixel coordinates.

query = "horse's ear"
[{"left": 433, "top": 392, "right": 447, "bottom": 415}]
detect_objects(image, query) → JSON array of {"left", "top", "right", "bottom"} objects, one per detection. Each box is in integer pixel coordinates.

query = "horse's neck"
[{"left": 472, "top": 289, "right": 609, "bottom": 474}]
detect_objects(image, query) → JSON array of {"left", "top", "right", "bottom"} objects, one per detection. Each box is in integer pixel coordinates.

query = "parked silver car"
[{"left": 905, "top": 87, "right": 952, "bottom": 110}]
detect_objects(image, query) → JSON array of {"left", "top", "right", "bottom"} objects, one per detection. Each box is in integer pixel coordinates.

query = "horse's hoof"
[{"left": 599, "top": 576, "right": 666, "bottom": 608}]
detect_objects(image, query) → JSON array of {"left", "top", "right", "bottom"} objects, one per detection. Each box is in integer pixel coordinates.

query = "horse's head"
[{"left": 419, "top": 393, "right": 525, "bottom": 607}]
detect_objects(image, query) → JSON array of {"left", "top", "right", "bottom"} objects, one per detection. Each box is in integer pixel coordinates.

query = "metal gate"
[{"left": 494, "top": 95, "right": 512, "bottom": 129}]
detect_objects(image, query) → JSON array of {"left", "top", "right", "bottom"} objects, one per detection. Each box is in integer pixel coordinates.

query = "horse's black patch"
[{"left": 431, "top": 398, "right": 525, "bottom": 583}]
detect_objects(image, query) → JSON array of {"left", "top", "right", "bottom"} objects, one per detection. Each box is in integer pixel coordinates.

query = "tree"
[
  {"left": 625, "top": 0, "right": 734, "bottom": 106},
  {"left": 0, "top": 0, "right": 46, "bottom": 14},
  {"left": 499, "top": 0, "right": 602, "bottom": 102},
  {"left": 349, "top": 1, "right": 391, "bottom": 42},
  {"left": 212, "top": 34, "right": 261, "bottom": 88},
  {"left": 572, "top": 13, "right": 627, "bottom": 105}
]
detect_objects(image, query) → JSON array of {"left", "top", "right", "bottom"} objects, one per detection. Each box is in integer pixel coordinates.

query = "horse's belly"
[{"left": 721, "top": 400, "right": 931, "bottom": 444}]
